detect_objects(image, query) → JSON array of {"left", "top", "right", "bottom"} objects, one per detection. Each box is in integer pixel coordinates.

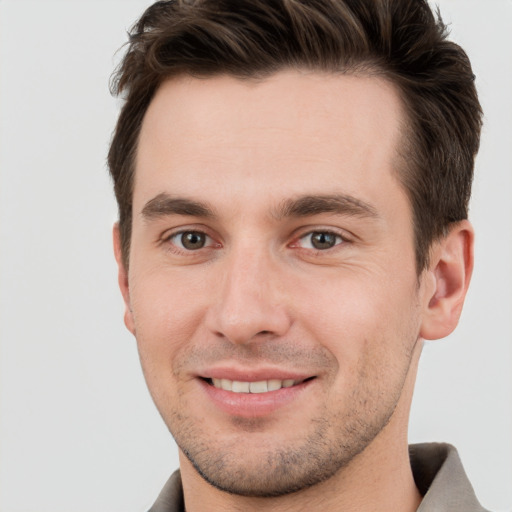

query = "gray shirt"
[{"left": 148, "top": 443, "right": 489, "bottom": 512}]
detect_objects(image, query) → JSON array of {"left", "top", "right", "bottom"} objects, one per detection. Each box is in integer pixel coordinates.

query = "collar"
[{"left": 410, "top": 443, "right": 489, "bottom": 512}]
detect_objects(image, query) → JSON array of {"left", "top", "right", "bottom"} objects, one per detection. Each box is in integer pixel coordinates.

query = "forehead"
[{"left": 134, "top": 71, "right": 406, "bottom": 213}]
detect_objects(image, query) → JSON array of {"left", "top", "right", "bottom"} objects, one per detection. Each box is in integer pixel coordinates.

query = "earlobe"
[
  {"left": 420, "top": 220, "right": 474, "bottom": 341},
  {"left": 113, "top": 223, "right": 136, "bottom": 335}
]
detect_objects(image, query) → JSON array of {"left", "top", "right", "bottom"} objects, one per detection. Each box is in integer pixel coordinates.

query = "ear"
[
  {"left": 113, "top": 223, "right": 136, "bottom": 335},
  {"left": 420, "top": 220, "right": 474, "bottom": 340}
]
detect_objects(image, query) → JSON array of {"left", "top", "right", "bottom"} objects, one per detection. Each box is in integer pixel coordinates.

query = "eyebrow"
[
  {"left": 140, "top": 192, "right": 378, "bottom": 222},
  {"left": 273, "top": 194, "right": 379, "bottom": 220},
  {"left": 141, "top": 193, "right": 216, "bottom": 220}
]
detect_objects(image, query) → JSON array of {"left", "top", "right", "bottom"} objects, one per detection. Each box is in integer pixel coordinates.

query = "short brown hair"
[{"left": 108, "top": 0, "right": 482, "bottom": 271}]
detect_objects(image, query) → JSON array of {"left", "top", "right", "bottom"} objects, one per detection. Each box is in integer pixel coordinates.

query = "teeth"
[
  {"left": 249, "top": 381, "right": 268, "bottom": 393},
  {"left": 210, "top": 378, "right": 299, "bottom": 393},
  {"left": 232, "top": 381, "right": 250, "bottom": 393},
  {"left": 221, "top": 379, "right": 232, "bottom": 391},
  {"left": 268, "top": 379, "right": 283, "bottom": 391}
]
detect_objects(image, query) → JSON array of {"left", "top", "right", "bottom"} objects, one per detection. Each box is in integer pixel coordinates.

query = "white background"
[{"left": 0, "top": 1, "right": 510, "bottom": 511}]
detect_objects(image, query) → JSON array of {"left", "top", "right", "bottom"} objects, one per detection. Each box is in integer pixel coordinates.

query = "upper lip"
[{"left": 197, "top": 367, "right": 315, "bottom": 382}]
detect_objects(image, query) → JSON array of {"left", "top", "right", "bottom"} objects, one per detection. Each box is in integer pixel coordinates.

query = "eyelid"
[
  {"left": 160, "top": 225, "right": 221, "bottom": 252},
  {"left": 170, "top": 231, "right": 213, "bottom": 249},
  {"left": 297, "top": 230, "right": 344, "bottom": 250},
  {"left": 289, "top": 226, "right": 353, "bottom": 247}
]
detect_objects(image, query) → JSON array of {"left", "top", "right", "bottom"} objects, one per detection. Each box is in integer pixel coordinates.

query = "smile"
[
  {"left": 209, "top": 378, "right": 303, "bottom": 393},
  {"left": 199, "top": 375, "right": 316, "bottom": 417}
]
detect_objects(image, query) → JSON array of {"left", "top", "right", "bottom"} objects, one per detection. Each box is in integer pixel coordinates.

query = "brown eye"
[
  {"left": 169, "top": 231, "right": 209, "bottom": 250},
  {"left": 181, "top": 232, "right": 206, "bottom": 250},
  {"left": 298, "top": 231, "right": 342, "bottom": 250},
  {"left": 311, "top": 232, "right": 337, "bottom": 249}
]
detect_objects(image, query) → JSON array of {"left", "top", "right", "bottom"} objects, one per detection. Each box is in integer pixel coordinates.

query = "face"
[{"left": 120, "top": 71, "right": 435, "bottom": 496}]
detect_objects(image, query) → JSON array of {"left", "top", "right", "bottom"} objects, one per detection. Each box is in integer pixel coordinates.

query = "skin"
[{"left": 114, "top": 71, "right": 473, "bottom": 512}]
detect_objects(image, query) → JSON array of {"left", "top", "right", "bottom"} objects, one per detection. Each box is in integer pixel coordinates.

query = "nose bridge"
[
  {"left": 207, "top": 242, "right": 290, "bottom": 344},
  {"left": 228, "top": 244, "right": 268, "bottom": 299}
]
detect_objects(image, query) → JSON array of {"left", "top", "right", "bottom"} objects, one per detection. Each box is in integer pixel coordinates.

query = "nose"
[{"left": 205, "top": 247, "right": 292, "bottom": 345}]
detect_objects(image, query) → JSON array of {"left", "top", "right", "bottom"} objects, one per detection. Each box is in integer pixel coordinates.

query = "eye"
[
  {"left": 169, "top": 231, "right": 212, "bottom": 250},
  {"left": 297, "top": 231, "right": 343, "bottom": 250}
]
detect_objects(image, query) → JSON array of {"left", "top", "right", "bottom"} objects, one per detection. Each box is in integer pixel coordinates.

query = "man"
[{"left": 108, "top": 0, "right": 486, "bottom": 510}]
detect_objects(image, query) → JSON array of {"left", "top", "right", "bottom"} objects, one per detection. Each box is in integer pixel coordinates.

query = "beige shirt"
[{"left": 148, "top": 443, "right": 489, "bottom": 512}]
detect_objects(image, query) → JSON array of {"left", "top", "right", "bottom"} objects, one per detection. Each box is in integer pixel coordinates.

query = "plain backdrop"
[{"left": 0, "top": 1, "right": 511, "bottom": 511}]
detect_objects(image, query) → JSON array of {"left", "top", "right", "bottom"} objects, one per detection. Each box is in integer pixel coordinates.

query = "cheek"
[
  {"left": 293, "top": 268, "right": 420, "bottom": 360},
  {"left": 129, "top": 272, "right": 207, "bottom": 372}
]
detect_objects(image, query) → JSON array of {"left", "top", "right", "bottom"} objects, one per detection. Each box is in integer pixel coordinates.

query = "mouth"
[
  {"left": 198, "top": 373, "right": 316, "bottom": 417},
  {"left": 201, "top": 376, "right": 316, "bottom": 394}
]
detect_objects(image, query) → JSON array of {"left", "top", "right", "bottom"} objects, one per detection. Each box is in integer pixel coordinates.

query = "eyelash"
[
  {"left": 292, "top": 230, "right": 346, "bottom": 251},
  {"left": 162, "top": 229, "right": 218, "bottom": 254},
  {"left": 160, "top": 227, "right": 350, "bottom": 256}
]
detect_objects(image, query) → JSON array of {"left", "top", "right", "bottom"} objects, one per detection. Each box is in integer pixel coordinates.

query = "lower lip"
[{"left": 199, "top": 379, "right": 314, "bottom": 418}]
